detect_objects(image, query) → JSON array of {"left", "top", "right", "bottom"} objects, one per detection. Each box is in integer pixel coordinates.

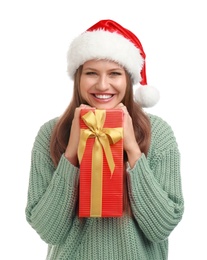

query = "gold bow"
[{"left": 78, "top": 109, "right": 123, "bottom": 216}]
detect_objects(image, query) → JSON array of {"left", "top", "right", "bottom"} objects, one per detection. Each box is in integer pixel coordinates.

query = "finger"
[
  {"left": 80, "top": 104, "right": 96, "bottom": 109},
  {"left": 80, "top": 104, "right": 90, "bottom": 108},
  {"left": 118, "top": 104, "right": 128, "bottom": 114},
  {"left": 114, "top": 103, "right": 125, "bottom": 109}
]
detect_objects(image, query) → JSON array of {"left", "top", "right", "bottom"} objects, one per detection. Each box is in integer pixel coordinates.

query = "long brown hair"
[{"left": 50, "top": 66, "right": 151, "bottom": 167}]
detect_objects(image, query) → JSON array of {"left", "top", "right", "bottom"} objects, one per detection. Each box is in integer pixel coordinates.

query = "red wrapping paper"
[{"left": 78, "top": 109, "right": 123, "bottom": 217}]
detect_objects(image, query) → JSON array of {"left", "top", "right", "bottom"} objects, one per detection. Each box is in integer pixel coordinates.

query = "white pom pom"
[{"left": 134, "top": 85, "right": 160, "bottom": 107}]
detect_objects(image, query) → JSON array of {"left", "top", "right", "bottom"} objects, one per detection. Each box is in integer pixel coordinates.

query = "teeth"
[{"left": 95, "top": 94, "right": 112, "bottom": 99}]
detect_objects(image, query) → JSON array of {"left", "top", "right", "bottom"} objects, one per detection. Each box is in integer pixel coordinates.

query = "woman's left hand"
[{"left": 115, "top": 103, "right": 142, "bottom": 168}]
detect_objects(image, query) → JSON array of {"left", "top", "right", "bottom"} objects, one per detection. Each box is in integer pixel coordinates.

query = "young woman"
[{"left": 25, "top": 19, "right": 184, "bottom": 260}]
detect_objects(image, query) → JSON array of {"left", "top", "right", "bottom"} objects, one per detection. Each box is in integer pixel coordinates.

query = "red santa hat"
[{"left": 67, "top": 19, "right": 160, "bottom": 107}]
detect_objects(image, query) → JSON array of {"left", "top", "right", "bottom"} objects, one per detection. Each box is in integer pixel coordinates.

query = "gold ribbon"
[{"left": 78, "top": 109, "right": 123, "bottom": 217}]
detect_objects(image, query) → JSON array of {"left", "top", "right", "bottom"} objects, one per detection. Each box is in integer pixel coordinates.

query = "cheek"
[
  {"left": 79, "top": 87, "right": 87, "bottom": 100},
  {"left": 79, "top": 79, "right": 88, "bottom": 97},
  {"left": 80, "top": 77, "right": 93, "bottom": 90},
  {"left": 118, "top": 83, "right": 127, "bottom": 97}
]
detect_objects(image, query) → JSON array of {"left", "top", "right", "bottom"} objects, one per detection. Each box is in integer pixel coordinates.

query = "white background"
[{"left": 1, "top": 0, "right": 206, "bottom": 259}]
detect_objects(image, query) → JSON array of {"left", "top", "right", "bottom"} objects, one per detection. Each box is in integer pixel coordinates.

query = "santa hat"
[{"left": 67, "top": 19, "right": 160, "bottom": 107}]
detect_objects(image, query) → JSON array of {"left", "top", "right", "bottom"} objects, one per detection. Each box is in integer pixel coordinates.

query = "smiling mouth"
[{"left": 93, "top": 94, "right": 113, "bottom": 99}]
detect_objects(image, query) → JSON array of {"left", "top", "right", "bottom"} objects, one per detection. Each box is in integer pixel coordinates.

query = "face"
[{"left": 80, "top": 59, "right": 127, "bottom": 109}]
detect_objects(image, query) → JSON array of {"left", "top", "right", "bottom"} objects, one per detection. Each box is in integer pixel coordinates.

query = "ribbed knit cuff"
[
  {"left": 55, "top": 154, "right": 79, "bottom": 185},
  {"left": 126, "top": 153, "right": 147, "bottom": 172}
]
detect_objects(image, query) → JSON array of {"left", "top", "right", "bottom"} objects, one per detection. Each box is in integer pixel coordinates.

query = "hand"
[
  {"left": 115, "top": 103, "right": 142, "bottom": 168},
  {"left": 65, "top": 104, "right": 93, "bottom": 166}
]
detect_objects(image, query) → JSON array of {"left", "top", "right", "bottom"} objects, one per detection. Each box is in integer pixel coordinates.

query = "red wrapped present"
[{"left": 78, "top": 109, "right": 123, "bottom": 217}]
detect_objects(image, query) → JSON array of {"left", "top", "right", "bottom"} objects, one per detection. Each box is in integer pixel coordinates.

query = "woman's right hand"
[{"left": 64, "top": 104, "right": 92, "bottom": 166}]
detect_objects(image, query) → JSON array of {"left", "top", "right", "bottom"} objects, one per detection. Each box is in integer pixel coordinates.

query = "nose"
[{"left": 95, "top": 75, "right": 109, "bottom": 91}]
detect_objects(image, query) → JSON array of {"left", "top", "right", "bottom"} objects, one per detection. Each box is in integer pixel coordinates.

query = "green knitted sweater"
[{"left": 25, "top": 113, "right": 184, "bottom": 260}]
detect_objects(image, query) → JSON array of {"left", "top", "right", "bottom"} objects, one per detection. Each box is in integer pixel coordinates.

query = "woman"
[{"left": 25, "top": 19, "right": 184, "bottom": 260}]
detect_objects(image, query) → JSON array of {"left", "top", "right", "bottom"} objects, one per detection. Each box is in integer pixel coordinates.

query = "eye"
[
  {"left": 110, "top": 71, "right": 122, "bottom": 76},
  {"left": 85, "top": 71, "right": 97, "bottom": 75}
]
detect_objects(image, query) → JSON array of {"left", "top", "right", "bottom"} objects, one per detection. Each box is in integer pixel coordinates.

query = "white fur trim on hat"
[
  {"left": 67, "top": 30, "right": 144, "bottom": 84},
  {"left": 135, "top": 85, "right": 160, "bottom": 108}
]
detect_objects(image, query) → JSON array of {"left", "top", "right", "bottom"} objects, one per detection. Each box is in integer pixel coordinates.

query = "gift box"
[{"left": 78, "top": 109, "right": 123, "bottom": 217}]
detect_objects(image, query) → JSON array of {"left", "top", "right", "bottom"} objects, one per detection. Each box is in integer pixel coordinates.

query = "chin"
[{"left": 95, "top": 105, "right": 114, "bottom": 110}]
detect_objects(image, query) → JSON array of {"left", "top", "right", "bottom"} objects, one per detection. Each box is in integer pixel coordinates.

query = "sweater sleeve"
[
  {"left": 127, "top": 116, "right": 184, "bottom": 243},
  {"left": 25, "top": 120, "right": 80, "bottom": 245}
]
